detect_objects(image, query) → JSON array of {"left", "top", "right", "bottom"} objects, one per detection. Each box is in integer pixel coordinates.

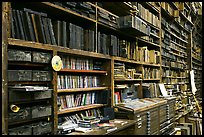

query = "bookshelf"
[{"left": 2, "top": 2, "right": 202, "bottom": 135}]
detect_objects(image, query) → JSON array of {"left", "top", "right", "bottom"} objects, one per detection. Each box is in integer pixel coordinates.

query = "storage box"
[
  {"left": 8, "top": 125, "right": 32, "bottom": 135},
  {"left": 32, "top": 121, "right": 52, "bottom": 135},
  {"left": 8, "top": 88, "right": 32, "bottom": 102},
  {"left": 32, "top": 71, "right": 52, "bottom": 81},
  {"left": 32, "top": 51, "right": 52, "bottom": 63},
  {"left": 8, "top": 70, "right": 32, "bottom": 81},
  {"left": 31, "top": 105, "right": 52, "bottom": 118},
  {"left": 8, "top": 49, "right": 31, "bottom": 62},
  {"left": 33, "top": 90, "right": 52, "bottom": 100},
  {"left": 8, "top": 107, "right": 31, "bottom": 123}
]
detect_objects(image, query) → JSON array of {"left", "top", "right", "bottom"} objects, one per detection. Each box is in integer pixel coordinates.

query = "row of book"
[
  {"left": 143, "top": 67, "right": 160, "bottom": 79},
  {"left": 161, "top": 49, "right": 176, "bottom": 61},
  {"left": 60, "top": 56, "right": 102, "bottom": 70},
  {"left": 57, "top": 90, "right": 109, "bottom": 110},
  {"left": 58, "top": 92, "right": 96, "bottom": 109},
  {"left": 170, "top": 61, "right": 186, "bottom": 69},
  {"left": 140, "top": 35, "right": 160, "bottom": 45},
  {"left": 57, "top": 75, "right": 100, "bottom": 89},
  {"left": 137, "top": 3, "right": 160, "bottom": 28},
  {"left": 170, "top": 43, "right": 186, "bottom": 54},
  {"left": 118, "top": 15, "right": 151, "bottom": 36},
  {"left": 161, "top": 59, "right": 168, "bottom": 67},
  {"left": 137, "top": 47, "right": 160, "bottom": 64},
  {"left": 114, "top": 62, "right": 142, "bottom": 79},
  {"left": 52, "top": 2, "right": 96, "bottom": 20},
  {"left": 98, "top": 8, "right": 119, "bottom": 28},
  {"left": 11, "top": 8, "right": 56, "bottom": 44},
  {"left": 162, "top": 69, "right": 187, "bottom": 78}
]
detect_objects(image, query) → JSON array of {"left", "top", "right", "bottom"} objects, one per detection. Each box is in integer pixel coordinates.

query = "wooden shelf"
[
  {"left": 8, "top": 61, "right": 49, "bottom": 67},
  {"left": 170, "top": 32, "right": 188, "bottom": 44},
  {"left": 8, "top": 81, "right": 51, "bottom": 85},
  {"left": 59, "top": 69, "right": 108, "bottom": 75},
  {"left": 138, "top": 37, "right": 161, "bottom": 48},
  {"left": 114, "top": 79, "right": 142, "bottom": 82},
  {"left": 58, "top": 104, "right": 105, "bottom": 114},
  {"left": 99, "top": 2, "right": 134, "bottom": 17},
  {"left": 8, "top": 38, "right": 111, "bottom": 60},
  {"left": 140, "top": 2, "right": 160, "bottom": 15},
  {"left": 179, "top": 11, "right": 194, "bottom": 26},
  {"left": 143, "top": 78, "right": 160, "bottom": 81},
  {"left": 113, "top": 56, "right": 160, "bottom": 67},
  {"left": 142, "top": 63, "right": 160, "bottom": 67},
  {"left": 57, "top": 87, "right": 109, "bottom": 93},
  {"left": 171, "top": 41, "right": 187, "bottom": 49},
  {"left": 150, "top": 32, "right": 160, "bottom": 39},
  {"left": 113, "top": 56, "right": 142, "bottom": 65},
  {"left": 8, "top": 116, "right": 51, "bottom": 126},
  {"left": 39, "top": 2, "right": 96, "bottom": 25}
]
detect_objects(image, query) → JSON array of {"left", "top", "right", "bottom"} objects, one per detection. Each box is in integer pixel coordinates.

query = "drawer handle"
[
  {"left": 138, "top": 122, "right": 142, "bottom": 125},
  {"left": 138, "top": 125, "right": 142, "bottom": 128},
  {"left": 137, "top": 118, "right": 142, "bottom": 121}
]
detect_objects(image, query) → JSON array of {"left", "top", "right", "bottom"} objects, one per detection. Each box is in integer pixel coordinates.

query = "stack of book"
[
  {"left": 114, "top": 62, "right": 126, "bottom": 79},
  {"left": 78, "top": 116, "right": 100, "bottom": 128}
]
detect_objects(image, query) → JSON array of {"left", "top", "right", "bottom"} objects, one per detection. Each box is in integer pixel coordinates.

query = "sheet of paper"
[
  {"left": 159, "top": 83, "right": 168, "bottom": 97},
  {"left": 190, "top": 70, "right": 197, "bottom": 95}
]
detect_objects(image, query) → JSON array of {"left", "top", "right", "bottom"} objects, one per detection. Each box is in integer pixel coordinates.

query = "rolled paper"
[{"left": 10, "top": 104, "right": 20, "bottom": 112}]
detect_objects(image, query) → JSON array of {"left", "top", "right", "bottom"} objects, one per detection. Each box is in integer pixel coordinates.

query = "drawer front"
[
  {"left": 8, "top": 125, "right": 32, "bottom": 135},
  {"left": 134, "top": 119, "right": 147, "bottom": 135},
  {"left": 8, "top": 49, "right": 31, "bottom": 62},
  {"left": 32, "top": 51, "right": 52, "bottom": 63},
  {"left": 32, "top": 121, "right": 52, "bottom": 135},
  {"left": 32, "top": 71, "right": 52, "bottom": 81},
  {"left": 32, "top": 105, "right": 52, "bottom": 118},
  {"left": 9, "top": 90, "right": 32, "bottom": 102},
  {"left": 8, "top": 70, "right": 32, "bottom": 81},
  {"left": 33, "top": 90, "right": 52, "bottom": 100},
  {"left": 8, "top": 107, "right": 31, "bottom": 123}
]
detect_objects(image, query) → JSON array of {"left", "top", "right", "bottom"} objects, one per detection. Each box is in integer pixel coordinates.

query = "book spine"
[
  {"left": 62, "top": 21, "right": 67, "bottom": 47},
  {"left": 16, "top": 9, "right": 25, "bottom": 40},
  {"left": 31, "top": 13, "right": 39, "bottom": 42},
  {"left": 12, "top": 9, "right": 20, "bottom": 39},
  {"left": 48, "top": 18, "right": 57, "bottom": 45}
]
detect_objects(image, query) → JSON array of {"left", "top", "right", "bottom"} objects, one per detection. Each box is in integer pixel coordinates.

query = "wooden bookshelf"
[
  {"left": 59, "top": 69, "right": 108, "bottom": 74},
  {"left": 58, "top": 104, "right": 105, "bottom": 114},
  {"left": 57, "top": 87, "right": 109, "bottom": 93},
  {"left": 2, "top": 1, "right": 202, "bottom": 135}
]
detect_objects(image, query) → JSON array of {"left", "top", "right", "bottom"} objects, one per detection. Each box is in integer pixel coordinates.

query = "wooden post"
[
  {"left": 52, "top": 50, "right": 58, "bottom": 135},
  {"left": 2, "top": 2, "right": 11, "bottom": 135}
]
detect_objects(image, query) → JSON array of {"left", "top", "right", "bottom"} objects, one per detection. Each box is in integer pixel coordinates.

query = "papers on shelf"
[
  {"left": 190, "top": 70, "right": 197, "bottom": 95},
  {"left": 159, "top": 83, "right": 168, "bottom": 97},
  {"left": 74, "top": 127, "right": 92, "bottom": 133}
]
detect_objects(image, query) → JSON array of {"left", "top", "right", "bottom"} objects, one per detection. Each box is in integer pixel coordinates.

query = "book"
[
  {"left": 23, "top": 9, "right": 36, "bottom": 42},
  {"left": 19, "top": 10, "right": 29, "bottom": 41},
  {"left": 52, "top": 20, "right": 60, "bottom": 46},
  {"left": 62, "top": 21, "right": 67, "bottom": 47},
  {"left": 10, "top": 9, "right": 15, "bottom": 38},
  {"left": 12, "top": 9, "right": 20, "bottom": 39},
  {"left": 31, "top": 13, "right": 39, "bottom": 42},
  {"left": 41, "top": 17, "right": 51, "bottom": 44},
  {"left": 16, "top": 9, "right": 25, "bottom": 40},
  {"left": 34, "top": 13, "right": 46, "bottom": 43},
  {"left": 47, "top": 18, "right": 57, "bottom": 45}
]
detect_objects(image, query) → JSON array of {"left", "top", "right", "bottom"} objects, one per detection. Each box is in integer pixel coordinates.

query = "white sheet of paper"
[
  {"left": 190, "top": 70, "right": 197, "bottom": 95},
  {"left": 159, "top": 83, "right": 168, "bottom": 97}
]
